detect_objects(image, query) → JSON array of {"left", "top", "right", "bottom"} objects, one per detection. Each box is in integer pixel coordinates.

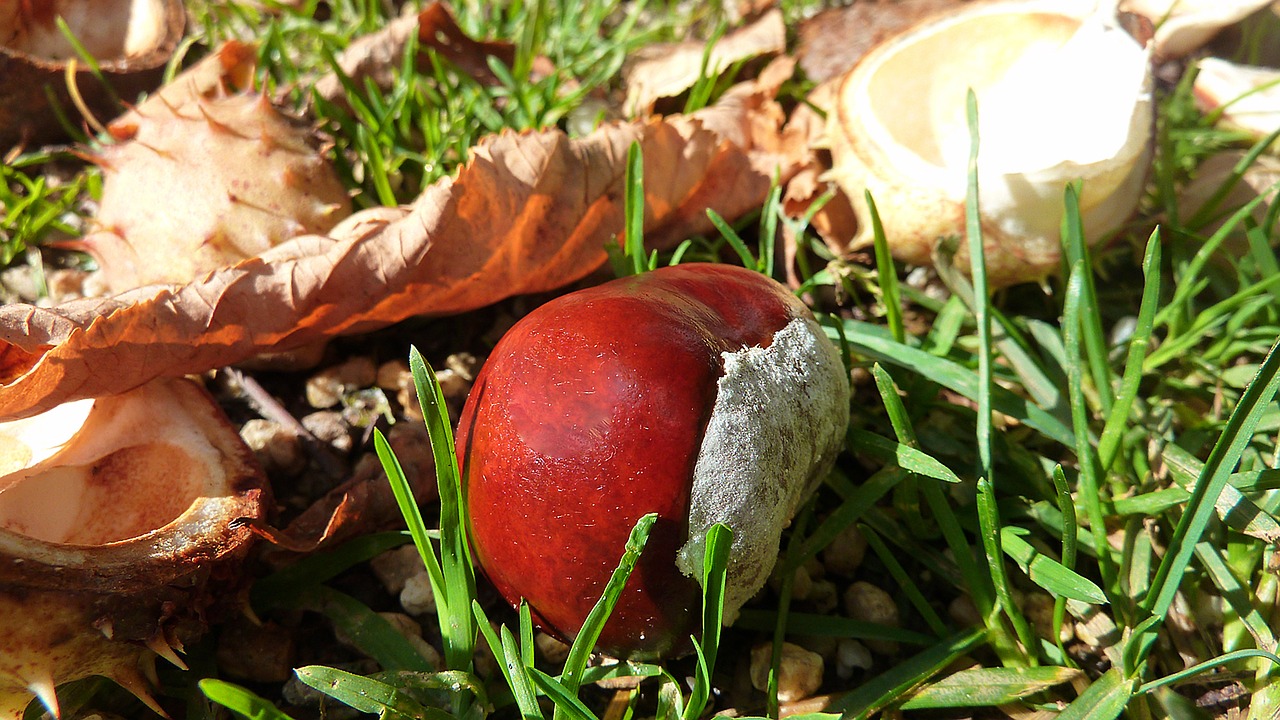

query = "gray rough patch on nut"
[{"left": 676, "top": 317, "right": 850, "bottom": 623}]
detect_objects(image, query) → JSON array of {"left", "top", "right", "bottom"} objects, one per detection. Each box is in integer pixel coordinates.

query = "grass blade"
[
  {"left": 530, "top": 669, "right": 600, "bottom": 720},
  {"left": 1053, "top": 668, "right": 1134, "bottom": 720},
  {"left": 1139, "top": 337, "right": 1280, "bottom": 654},
  {"left": 847, "top": 428, "right": 960, "bottom": 483},
  {"left": 828, "top": 629, "right": 986, "bottom": 719},
  {"left": 409, "top": 347, "right": 477, "bottom": 669},
  {"left": 867, "top": 192, "right": 904, "bottom": 343},
  {"left": 296, "top": 586, "right": 433, "bottom": 672},
  {"left": 834, "top": 320, "right": 1075, "bottom": 447},
  {"left": 293, "top": 666, "right": 449, "bottom": 720},
  {"left": 706, "top": 208, "right": 758, "bottom": 269},
  {"left": 559, "top": 514, "right": 657, "bottom": 702},
  {"left": 624, "top": 141, "right": 649, "bottom": 275},
  {"left": 1000, "top": 527, "right": 1107, "bottom": 604},
  {"left": 251, "top": 532, "right": 410, "bottom": 611},
  {"left": 899, "top": 666, "right": 1083, "bottom": 709},
  {"left": 1060, "top": 182, "right": 1114, "bottom": 415},
  {"left": 976, "top": 478, "right": 1036, "bottom": 662},
  {"left": 1064, "top": 261, "right": 1117, "bottom": 593},
  {"left": 1097, "top": 230, "right": 1161, "bottom": 471},
  {"left": 200, "top": 680, "right": 295, "bottom": 720}
]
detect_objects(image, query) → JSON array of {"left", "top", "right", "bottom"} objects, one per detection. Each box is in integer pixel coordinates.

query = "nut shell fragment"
[
  {"left": 0, "top": 377, "right": 268, "bottom": 718},
  {"left": 0, "top": 0, "right": 185, "bottom": 150},
  {"left": 827, "top": 0, "right": 1154, "bottom": 286}
]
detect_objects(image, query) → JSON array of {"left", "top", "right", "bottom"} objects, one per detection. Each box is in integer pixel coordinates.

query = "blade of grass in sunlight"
[
  {"left": 294, "top": 666, "right": 452, "bottom": 720},
  {"left": 1050, "top": 465, "right": 1079, "bottom": 659},
  {"left": 846, "top": 428, "right": 960, "bottom": 484},
  {"left": 200, "top": 679, "right": 296, "bottom": 720},
  {"left": 1137, "top": 337, "right": 1280, "bottom": 662},
  {"left": 898, "top": 666, "right": 1083, "bottom": 709},
  {"left": 833, "top": 320, "right": 1075, "bottom": 447},
  {"left": 975, "top": 479, "right": 1036, "bottom": 663},
  {"left": 998, "top": 527, "right": 1106, "bottom": 604},
  {"left": 964, "top": 89, "right": 1034, "bottom": 667},
  {"left": 409, "top": 347, "right": 478, "bottom": 669},
  {"left": 684, "top": 523, "right": 732, "bottom": 720},
  {"left": 557, "top": 513, "right": 657, "bottom": 713},
  {"left": 1063, "top": 262, "right": 1117, "bottom": 595},
  {"left": 867, "top": 192, "right": 904, "bottom": 342},
  {"left": 829, "top": 628, "right": 986, "bottom": 719},
  {"left": 1060, "top": 182, "right": 1114, "bottom": 415},
  {"left": 1097, "top": 231, "right": 1161, "bottom": 472},
  {"left": 1052, "top": 668, "right": 1134, "bottom": 720},
  {"left": 706, "top": 208, "right": 759, "bottom": 269}
]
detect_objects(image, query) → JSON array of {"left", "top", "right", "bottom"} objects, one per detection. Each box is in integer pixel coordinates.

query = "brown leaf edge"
[{"left": 0, "top": 77, "right": 794, "bottom": 420}]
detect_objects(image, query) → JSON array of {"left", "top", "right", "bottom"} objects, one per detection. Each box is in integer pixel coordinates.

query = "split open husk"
[
  {"left": 1119, "top": 0, "right": 1274, "bottom": 58},
  {"left": 0, "top": 377, "right": 268, "bottom": 718},
  {"left": 1195, "top": 57, "right": 1280, "bottom": 150},
  {"left": 827, "top": 0, "right": 1154, "bottom": 287},
  {"left": 0, "top": 0, "right": 185, "bottom": 150}
]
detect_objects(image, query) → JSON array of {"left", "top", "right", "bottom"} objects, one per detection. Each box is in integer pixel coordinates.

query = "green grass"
[{"left": 10, "top": 2, "right": 1280, "bottom": 720}]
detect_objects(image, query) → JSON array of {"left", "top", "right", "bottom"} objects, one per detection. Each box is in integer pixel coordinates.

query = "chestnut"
[{"left": 457, "top": 263, "right": 849, "bottom": 658}]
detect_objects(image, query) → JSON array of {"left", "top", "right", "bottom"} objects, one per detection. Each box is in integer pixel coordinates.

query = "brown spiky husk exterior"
[
  {"left": 0, "top": 378, "right": 270, "bottom": 718},
  {"left": 84, "top": 92, "right": 352, "bottom": 292}
]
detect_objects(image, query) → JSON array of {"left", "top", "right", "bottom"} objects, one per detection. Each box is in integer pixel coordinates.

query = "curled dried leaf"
[
  {"left": 0, "top": 77, "right": 793, "bottom": 420},
  {"left": 623, "top": 8, "right": 786, "bottom": 115}
]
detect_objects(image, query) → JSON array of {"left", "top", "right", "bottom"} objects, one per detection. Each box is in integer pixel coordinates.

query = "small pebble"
[
  {"left": 445, "top": 352, "right": 480, "bottom": 382},
  {"left": 803, "top": 579, "right": 839, "bottom": 615},
  {"left": 821, "top": 525, "right": 867, "bottom": 577},
  {"left": 240, "top": 418, "right": 306, "bottom": 475},
  {"left": 376, "top": 360, "right": 411, "bottom": 392},
  {"left": 948, "top": 594, "right": 982, "bottom": 628},
  {"left": 843, "top": 581, "right": 900, "bottom": 655},
  {"left": 306, "top": 356, "right": 378, "bottom": 408},
  {"left": 400, "top": 570, "right": 437, "bottom": 616},
  {"left": 301, "top": 410, "right": 353, "bottom": 453},
  {"left": 749, "top": 642, "right": 824, "bottom": 703},
  {"left": 370, "top": 544, "right": 425, "bottom": 597},
  {"left": 1023, "top": 592, "right": 1073, "bottom": 643},
  {"left": 535, "top": 631, "right": 570, "bottom": 665},
  {"left": 835, "top": 639, "right": 873, "bottom": 679},
  {"left": 770, "top": 561, "right": 813, "bottom": 600}
]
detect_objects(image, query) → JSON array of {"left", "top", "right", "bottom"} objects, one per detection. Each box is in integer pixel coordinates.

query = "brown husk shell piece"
[
  {"left": 0, "top": 376, "right": 269, "bottom": 718},
  {"left": 0, "top": 0, "right": 186, "bottom": 151}
]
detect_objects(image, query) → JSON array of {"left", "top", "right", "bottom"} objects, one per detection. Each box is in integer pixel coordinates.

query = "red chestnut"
[{"left": 457, "top": 264, "right": 849, "bottom": 659}]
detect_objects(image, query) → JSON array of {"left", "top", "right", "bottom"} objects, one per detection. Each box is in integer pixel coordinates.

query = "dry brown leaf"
[
  {"left": 795, "top": 0, "right": 968, "bottom": 84},
  {"left": 779, "top": 79, "right": 857, "bottom": 286},
  {"left": 0, "top": 79, "right": 792, "bottom": 420},
  {"left": 623, "top": 8, "right": 786, "bottom": 115},
  {"left": 314, "top": 2, "right": 519, "bottom": 104}
]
